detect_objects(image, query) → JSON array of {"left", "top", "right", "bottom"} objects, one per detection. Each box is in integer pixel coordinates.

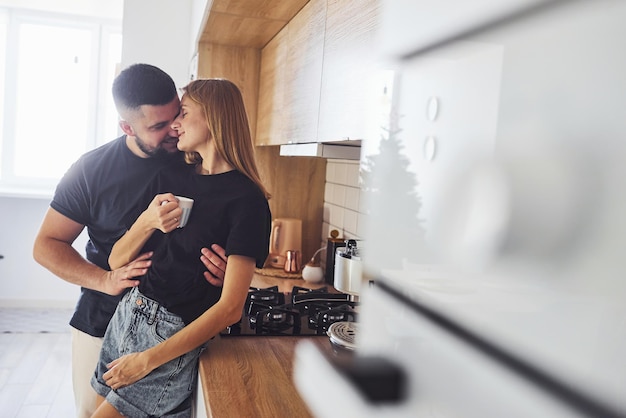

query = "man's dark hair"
[{"left": 112, "top": 63, "right": 177, "bottom": 111}]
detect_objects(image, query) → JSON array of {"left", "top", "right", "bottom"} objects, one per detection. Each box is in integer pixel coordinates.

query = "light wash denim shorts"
[{"left": 91, "top": 287, "right": 205, "bottom": 418}]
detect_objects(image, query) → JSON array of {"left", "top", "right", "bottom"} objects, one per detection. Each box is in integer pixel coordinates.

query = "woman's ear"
[{"left": 119, "top": 120, "right": 135, "bottom": 136}]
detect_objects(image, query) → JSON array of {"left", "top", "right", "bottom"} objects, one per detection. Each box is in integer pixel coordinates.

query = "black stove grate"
[{"left": 220, "top": 285, "right": 358, "bottom": 337}]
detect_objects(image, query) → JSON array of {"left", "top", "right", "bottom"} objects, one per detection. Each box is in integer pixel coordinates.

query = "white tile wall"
[
  {"left": 317, "top": 160, "right": 368, "bottom": 279},
  {"left": 322, "top": 160, "right": 366, "bottom": 244}
]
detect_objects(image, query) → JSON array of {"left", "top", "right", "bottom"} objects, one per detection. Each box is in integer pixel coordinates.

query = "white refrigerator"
[{"left": 295, "top": 1, "right": 626, "bottom": 417}]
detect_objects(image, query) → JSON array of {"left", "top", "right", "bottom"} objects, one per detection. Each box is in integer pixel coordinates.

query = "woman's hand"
[
  {"left": 103, "top": 352, "right": 153, "bottom": 390},
  {"left": 144, "top": 193, "right": 183, "bottom": 233},
  {"left": 108, "top": 193, "right": 181, "bottom": 270}
]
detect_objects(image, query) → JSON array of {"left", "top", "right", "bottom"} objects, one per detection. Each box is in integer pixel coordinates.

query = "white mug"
[{"left": 175, "top": 196, "right": 194, "bottom": 228}]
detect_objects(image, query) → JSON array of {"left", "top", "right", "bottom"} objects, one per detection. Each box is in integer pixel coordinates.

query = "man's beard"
[{"left": 134, "top": 134, "right": 171, "bottom": 158}]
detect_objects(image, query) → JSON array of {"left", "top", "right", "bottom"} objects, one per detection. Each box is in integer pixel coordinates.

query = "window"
[{"left": 0, "top": 7, "right": 121, "bottom": 196}]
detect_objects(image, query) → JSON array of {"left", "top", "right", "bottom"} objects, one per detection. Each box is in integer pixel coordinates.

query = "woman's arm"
[
  {"left": 108, "top": 193, "right": 182, "bottom": 269},
  {"left": 101, "top": 255, "right": 255, "bottom": 389}
]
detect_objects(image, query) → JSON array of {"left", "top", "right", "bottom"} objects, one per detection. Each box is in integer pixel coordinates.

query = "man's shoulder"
[
  {"left": 79, "top": 136, "right": 126, "bottom": 163},
  {"left": 61, "top": 137, "right": 126, "bottom": 176}
]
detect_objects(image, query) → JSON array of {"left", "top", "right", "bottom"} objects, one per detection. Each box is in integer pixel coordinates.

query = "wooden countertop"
[
  {"left": 199, "top": 335, "right": 332, "bottom": 418},
  {"left": 198, "top": 274, "right": 336, "bottom": 418}
]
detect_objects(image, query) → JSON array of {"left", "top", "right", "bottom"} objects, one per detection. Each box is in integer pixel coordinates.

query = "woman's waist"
[
  {"left": 139, "top": 273, "right": 219, "bottom": 308},
  {"left": 125, "top": 287, "right": 184, "bottom": 325}
]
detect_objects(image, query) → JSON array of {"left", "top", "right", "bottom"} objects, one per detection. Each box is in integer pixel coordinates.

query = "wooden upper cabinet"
[
  {"left": 200, "top": 0, "right": 309, "bottom": 48},
  {"left": 317, "top": 0, "right": 383, "bottom": 142},
  {"left": 283, "top": 0, "right": 327, "bottom": 143},
  {"left": 256, "top": 0, "right": 384, "bottom": 146},
  {"left": 197, "top": 43, "right": 261, "bottom": 142},
  {"left": 256, "top": 0, "right": 327, "bottom": 146},
  {"left": 256, "top": 30, "right": 288, "bottom": 146}
]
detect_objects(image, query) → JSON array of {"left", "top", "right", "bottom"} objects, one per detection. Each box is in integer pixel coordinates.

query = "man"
[{"left": 33, "top": 64, "right": 227, "bottom": 418}]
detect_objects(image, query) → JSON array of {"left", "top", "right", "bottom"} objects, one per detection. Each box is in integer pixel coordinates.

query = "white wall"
[
  {"left": 0, "top": 197, "right": 83, "bottom": 307},
  {"left": 323, "top": 160, "right": 364, "bottom": 242},
  {"left": 190, "top": 0, "right": 209, "bottom": 53},
  {"left": 121, "top": 0, "right": 193, "bottom": 89}
]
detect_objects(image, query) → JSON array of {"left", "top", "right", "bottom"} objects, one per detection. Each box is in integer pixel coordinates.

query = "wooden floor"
[{"left": 0, "top": 331, "right": 75, "bottom": 417}]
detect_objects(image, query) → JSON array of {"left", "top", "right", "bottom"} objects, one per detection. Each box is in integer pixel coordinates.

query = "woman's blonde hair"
[{"left": 182, "top": 79, "right": 270, "bottom": 199}]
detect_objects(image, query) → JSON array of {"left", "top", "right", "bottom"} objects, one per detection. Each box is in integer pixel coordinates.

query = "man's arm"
[{"left": 33, "top": 207, "right": 147, "bottom": 296}]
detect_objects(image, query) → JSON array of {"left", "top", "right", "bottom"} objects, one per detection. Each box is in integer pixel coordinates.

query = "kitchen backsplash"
[{"left": 321, "top": 159, "right": 365, "bottom": 246}]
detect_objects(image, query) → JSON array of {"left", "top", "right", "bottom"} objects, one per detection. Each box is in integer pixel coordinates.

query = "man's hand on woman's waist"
[{"left": 201, "top": 244, "right": 227, "bottom": 287}]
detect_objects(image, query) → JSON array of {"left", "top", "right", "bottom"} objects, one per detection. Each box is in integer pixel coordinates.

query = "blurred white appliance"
[
  {"left": 333, "top": 239, "right": 363, "bottom": 296},
  {"left": 295, "top": 1, "right": 626, "bottom": 417}
]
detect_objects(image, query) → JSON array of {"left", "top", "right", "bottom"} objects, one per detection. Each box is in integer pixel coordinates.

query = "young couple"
[{"left": 34, "top": 64, "right": 271, "bottom": 418}]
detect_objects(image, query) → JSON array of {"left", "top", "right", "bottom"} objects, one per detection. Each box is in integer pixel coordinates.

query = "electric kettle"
[{"left": 267, "top": 218, "right": 302, "bottom": 268}]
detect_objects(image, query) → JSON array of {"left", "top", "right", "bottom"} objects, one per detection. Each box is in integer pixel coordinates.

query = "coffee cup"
[{"left": 175, "top": 196, "right": 194, "bottom": 228}]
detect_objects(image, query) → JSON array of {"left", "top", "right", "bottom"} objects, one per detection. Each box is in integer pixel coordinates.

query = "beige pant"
[{"left": 71, "top": 327, "right": 103, "bottom": 418}]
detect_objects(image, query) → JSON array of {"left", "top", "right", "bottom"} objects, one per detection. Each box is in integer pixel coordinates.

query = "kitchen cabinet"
[
  {"left": 283, "top": 0, "right": 326, "bottom": 144},
  {"left": 197, "top": 0, "right": 309, "bottom": 49},
  {"left": 256, "top": 0, "right": 383, "bottom": 146},
  {"left": 317, "top": 0, "right": 384, "bottom": 143},
  {"left": 256, "top": 29, "right": 288, "bottom": 146},
  {"left": 197, "top": 43, "right": 260, "bottom": 140},
  {"left": 198, "top": 1, "right": 327, "bottom": 262},
  {"left": 256, "top": 0, "right": 326, "bottom": 146},
  {"left": 197, "top": 0, "right": 309, "bottom": 146}
]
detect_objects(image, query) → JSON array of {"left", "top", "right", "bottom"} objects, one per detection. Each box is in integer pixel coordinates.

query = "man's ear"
[{"left": 119, "top": 120, "right": 135, "bottom": 136}]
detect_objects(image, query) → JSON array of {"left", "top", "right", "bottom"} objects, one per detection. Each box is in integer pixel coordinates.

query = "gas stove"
[{"left": 220, "top": 285, "right": 358, "bottom": 336}]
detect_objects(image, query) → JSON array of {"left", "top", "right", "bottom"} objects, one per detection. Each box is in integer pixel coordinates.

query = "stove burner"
[
  {"left": 221, "top": 286, "right": 358, "bottom": 337},
  {"left": 253, "top": 306, "right": 301, "bottom": 335},
  {"left": 327, "top": 321, "right": 358, "bottom": 350},
  {"left": 247, "top": 286, "right": 285, "bottom": 306},
  {"left": 308, "top": 304, "right": 358, "bottom": 334}
]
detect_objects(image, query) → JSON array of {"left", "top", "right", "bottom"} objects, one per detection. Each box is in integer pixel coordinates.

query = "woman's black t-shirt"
[{"left": 139, "top": 166, "right": 271, "bottom": 324}]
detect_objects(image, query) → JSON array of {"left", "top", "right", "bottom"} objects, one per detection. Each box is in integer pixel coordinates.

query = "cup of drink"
[{"left": 175, "top": 196, "right": 194, "bottom": 228}]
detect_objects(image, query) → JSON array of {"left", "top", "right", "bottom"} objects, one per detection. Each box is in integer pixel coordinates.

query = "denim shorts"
[{"left": 91, "top": 287, "right": 205, "bottom": 418}]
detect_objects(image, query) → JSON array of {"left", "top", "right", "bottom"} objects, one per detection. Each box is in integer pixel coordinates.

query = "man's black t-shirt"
[
  {"left": 139, "top": 167, "right": 271, "bottom": 325},
  {"left": 51, "top": 136, "right": 184, "bottom": 337}
]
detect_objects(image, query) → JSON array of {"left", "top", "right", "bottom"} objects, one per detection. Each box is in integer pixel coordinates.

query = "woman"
[{"left": 90, "top": 79, "right": 271, "bottom": 418}]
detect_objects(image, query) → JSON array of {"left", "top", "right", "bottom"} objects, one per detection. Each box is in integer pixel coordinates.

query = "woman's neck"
[{"left": 197, "top": 154, "right": 233, "bottom": 175}]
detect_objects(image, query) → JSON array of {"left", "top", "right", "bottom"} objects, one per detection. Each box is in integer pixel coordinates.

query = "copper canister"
[{"left": 284, "top": 250, "right": 301, "bottom": 273}]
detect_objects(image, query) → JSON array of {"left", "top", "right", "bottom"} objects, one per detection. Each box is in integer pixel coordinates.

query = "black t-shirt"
[
  {"left": 51, "top": 136, "right": 185, "bottom": 337},
  {"left": 138, "top": 167, "right": 271, "bottom": 324}
]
